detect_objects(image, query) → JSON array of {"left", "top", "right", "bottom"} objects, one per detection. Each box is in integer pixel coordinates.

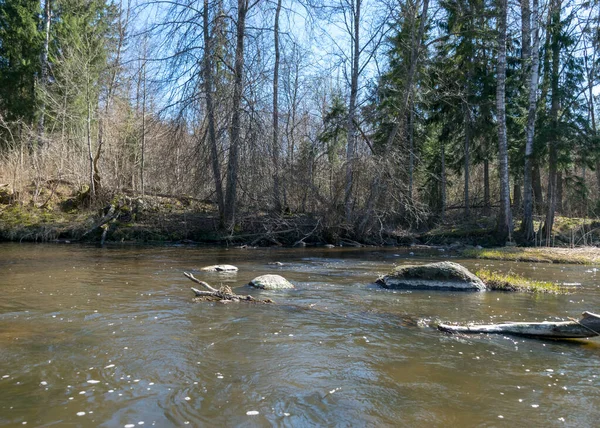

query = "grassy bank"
[
  {"left": 475, "top": 269, "right": 572, "bottom": 294},
  {"left": 464, "top": 247, "right": 600, "bottom": 265}
]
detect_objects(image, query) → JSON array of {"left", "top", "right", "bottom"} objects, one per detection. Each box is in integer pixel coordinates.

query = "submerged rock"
[
  {"left": 376, "top": 261, "right": 486, "bottom": 291},
  {"left": 200, "top": 264, "right": 238, "bottom": 272},
  {"left": 249, "top": 274, "right": 295, "bottom": 290}
]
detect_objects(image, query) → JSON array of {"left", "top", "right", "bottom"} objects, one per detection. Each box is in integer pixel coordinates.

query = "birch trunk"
[
  {"left": 521, "top": 0, "right": 540, "bottom": 240},
  {"left": 495, "top": 0, "right": 512, "bottom": 241}
]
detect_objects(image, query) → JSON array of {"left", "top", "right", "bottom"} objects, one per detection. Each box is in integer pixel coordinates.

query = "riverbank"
[{"left": 2, "top": 183, "right": 600, "bottom": 250}]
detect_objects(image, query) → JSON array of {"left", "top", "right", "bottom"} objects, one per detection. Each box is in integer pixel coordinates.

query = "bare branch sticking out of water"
[{"left": 183, "top": 272, "right": 273, "bottom": 304}]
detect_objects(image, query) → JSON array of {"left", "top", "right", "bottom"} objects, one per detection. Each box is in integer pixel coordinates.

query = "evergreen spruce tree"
[{"left": 0, "top": 0, "right": 41, "bottom": 134}]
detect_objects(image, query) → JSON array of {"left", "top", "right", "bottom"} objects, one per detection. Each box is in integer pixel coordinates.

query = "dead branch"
[{"left": 183, "top": 272, "right": 274, "bottom": 304}]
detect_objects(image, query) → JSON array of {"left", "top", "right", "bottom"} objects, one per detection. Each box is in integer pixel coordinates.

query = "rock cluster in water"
[{"left": 377, "top": 261, "right": 486, "bottom": 291}]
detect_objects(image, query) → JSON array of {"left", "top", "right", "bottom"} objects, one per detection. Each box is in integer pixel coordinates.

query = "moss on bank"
[
  {"left": 475, "top": 269, "right": 572, "bottom": 294},
  {"left": 464, "top": 247, "right": 600, "bottom": 265}
]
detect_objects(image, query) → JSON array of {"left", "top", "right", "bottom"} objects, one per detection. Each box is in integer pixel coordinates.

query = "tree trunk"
[
  {"left": 408, "top": 103, "right": 414, "bottom": 201},
  {"left": 224, "top": 0, "right": 248, "bottom": 225},
  {"left": 533, "top": 164, "right": 543, "bottom": 212},
  {"left": 521, "top": 0, "right": 540, "bottom": 241},
  {"left": 484, "top": 157, "right": 490, "bottom": 215},
  {"left": 464, "top": 103, "right": 470, "bottom": 217},
  {"left": 36, "top": 0, "right": 51, "bottom": 151},
  {"left": 86, "top": 83, "right": 95, "bottom": 198},
  {"left": 544, "top": 0, "right": 561, "bottom": 243},
  {"left": 495, "top": 0, "right": 512, "bottom": 242},
  {"left": 513, "top": 180, "right": 522, "bottom": 212},
  {"left": 344, "top": 0, "right": 361, "bottom": 222},
  {"left": 203, "top": 0, "right": 225, "bottom": 225},
  {"left": 464, "top": 123, "right": 470, "bottom": 218},
  {"left": 584, "top": 39, "right": 599, "bottom": 200},
  {"left": 441, "top": 140, "right": 446, "bottom": 221},
  {"left": 556, "top": 171, "right": 563, "bottom": 213},
  {"left": 272, "top": 0, "right": 282, "bottom": 212},
  {"left": 141, "top": 60, "right": 146, "bottom": 197},
  {"left": 385, "top": 0, "right": 430, "bottom": 149}
]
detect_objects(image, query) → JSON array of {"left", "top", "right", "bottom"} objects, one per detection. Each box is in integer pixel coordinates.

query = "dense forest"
[{"left": 0, "top": 0, "right": 599, "bottom": 245}]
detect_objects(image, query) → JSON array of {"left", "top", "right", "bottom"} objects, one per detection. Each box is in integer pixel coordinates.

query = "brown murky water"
[{"left": 1, "top": 243, "right": 600, "bottom": 427}]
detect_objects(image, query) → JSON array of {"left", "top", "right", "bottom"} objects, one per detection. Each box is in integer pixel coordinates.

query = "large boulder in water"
[
  {"left": 376, "top": 261, "right": 486, "bottom": 291},
  {"left": 249, "top": 274, "right": 295, "bottom": 290}
]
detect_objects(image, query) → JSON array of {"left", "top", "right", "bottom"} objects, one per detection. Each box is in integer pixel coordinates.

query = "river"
[{"left": 1, "top": 243, "right": 599, "bottom": 427}]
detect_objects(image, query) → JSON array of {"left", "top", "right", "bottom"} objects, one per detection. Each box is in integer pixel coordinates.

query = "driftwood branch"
[
  {"left": 184, "top": 272, "right": 219, "bottom": 292},
  {"left": 183, "top": 272, "right": 273, "bottom": 303},
  {"left": 438, "top": 311, "right": 600, "bottom": 339}
]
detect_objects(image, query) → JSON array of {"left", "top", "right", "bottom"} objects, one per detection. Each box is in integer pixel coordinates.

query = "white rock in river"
[
  {"left": 200, "top": 264, "right": 238, "bottom": 272},
  {"left": 249, "top": 274, "right": 295, "bottom": 290},
  {"left": 376, "top": 261, "right": 486, "bottom": 291}
]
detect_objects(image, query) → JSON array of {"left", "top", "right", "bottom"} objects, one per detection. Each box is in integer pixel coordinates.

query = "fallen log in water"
[
  {"left": 184, "top": 272, "right": 273, "bottom": 303},
  {"left": 438, "top": 311, "right": 600, "bottom": 339}
]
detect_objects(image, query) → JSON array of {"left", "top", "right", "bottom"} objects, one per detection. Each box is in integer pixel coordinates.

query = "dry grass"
[
  {"left": 464, "top": 247, "right": 600, "bottom": 265},
  {"left": 475, "top": 269, "right": 572, "bottom": 294}
]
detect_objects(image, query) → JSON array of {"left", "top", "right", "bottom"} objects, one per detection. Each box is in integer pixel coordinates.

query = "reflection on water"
[{"left": 1, "top": 243, "right": 600, "bottom": 427}]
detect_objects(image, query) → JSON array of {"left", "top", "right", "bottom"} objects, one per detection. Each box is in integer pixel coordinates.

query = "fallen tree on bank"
[
  {"left": 438, "top": 311, "right": 600, "bottom": 339},
  {"left": 184, "top": 272, "right": 274, "bottom": 303}
]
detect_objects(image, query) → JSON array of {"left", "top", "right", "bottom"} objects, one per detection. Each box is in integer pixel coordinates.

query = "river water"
[{"left": 1, "top": 243, "right": 599, "bottom": 427}]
